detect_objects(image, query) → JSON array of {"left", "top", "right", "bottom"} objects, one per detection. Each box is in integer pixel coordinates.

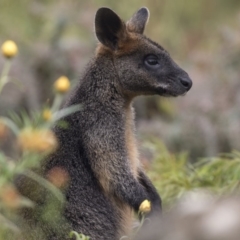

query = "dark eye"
[{"left": 144, "top": 55, "right": 159, "bottom": 68}]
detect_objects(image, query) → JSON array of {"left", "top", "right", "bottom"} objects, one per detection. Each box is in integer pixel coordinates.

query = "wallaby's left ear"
[
  {"left": 95, "top": 7, "right": 127, "bottom": 50},
  {"left": 127, "top": 7, "right": 150, "bottom": 34}
]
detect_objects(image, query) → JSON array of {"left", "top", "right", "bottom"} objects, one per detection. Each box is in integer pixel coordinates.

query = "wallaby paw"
[{"left": 139, "top": 200, "right": 151, "bottom": 213}]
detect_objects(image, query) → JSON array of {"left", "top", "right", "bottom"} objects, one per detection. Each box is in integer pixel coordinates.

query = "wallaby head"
[{"left": 95, "top": 7, "right": 192, "bottom": 98}]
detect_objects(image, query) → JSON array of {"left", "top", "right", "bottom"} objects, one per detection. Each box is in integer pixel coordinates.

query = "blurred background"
[{"left": 1, "top": 0, "right": 240, "bottom": 161}]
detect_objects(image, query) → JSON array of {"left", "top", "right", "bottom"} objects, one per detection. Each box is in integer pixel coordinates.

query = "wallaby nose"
[{"left": 180, "top": 76, "right": 192, "bottom": 91}]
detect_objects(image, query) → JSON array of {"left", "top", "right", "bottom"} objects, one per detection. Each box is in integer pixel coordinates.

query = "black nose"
[{"left": 180, "top": 76, "right": 192, "bottom": 91}]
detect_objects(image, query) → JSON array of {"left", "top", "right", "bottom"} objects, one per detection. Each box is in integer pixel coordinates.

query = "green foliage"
[{"left": 147, "top": 139, "right": 240, "bottom": 206}]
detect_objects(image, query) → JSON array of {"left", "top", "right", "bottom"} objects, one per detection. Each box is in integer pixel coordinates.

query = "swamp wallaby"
[{"left": 20, "top": 6, "right": 192, "bottom": 240}]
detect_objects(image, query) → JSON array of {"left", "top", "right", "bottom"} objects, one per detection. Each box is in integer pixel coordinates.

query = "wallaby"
[{"left": 19, "top": 6, "right": 192, "bottom": 240}]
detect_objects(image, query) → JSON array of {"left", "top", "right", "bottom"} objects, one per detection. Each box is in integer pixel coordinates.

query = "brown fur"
[
  {"left": 125, "top": 104, "right": 140, "bottom": 178},
  {"left": 97, "top": 33, "right": 139, "bottom": 56}
]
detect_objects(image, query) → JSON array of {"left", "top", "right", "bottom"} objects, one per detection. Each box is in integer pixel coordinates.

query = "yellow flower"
[
  {"left": 43, "top": 109, "right": 52, "bottom": 121},
  {"left": 1, "top": 40, "right": 18, "bottom": 58},
  {"left": 18, "top": 128, "right": 58, "bottom": 153},
  {"left": 139, "top": 199, "right": 151, "bottom": 213},
  {"left": 54, "top": 76, "right": 70, "bottom": 93}
]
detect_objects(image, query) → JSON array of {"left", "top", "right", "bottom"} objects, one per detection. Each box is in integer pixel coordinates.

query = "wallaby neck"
[{"left": 69, "top": 55, "right": 133, "bottom": 110}]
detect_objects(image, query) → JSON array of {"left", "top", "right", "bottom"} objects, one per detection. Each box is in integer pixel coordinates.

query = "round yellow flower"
[
  {"left": 43, "top": 109, "right": 52, "bottom": 121},
  {"left": 1, "top": 40, "right": 18, "bottom": 58},
  {"left": 139, "top": 199, "right": 151, "bottom": 213},
  {"left": 54, "top": 76, "right": 70, "bottom": 93},
  {"left": 18, "top": 128, "right": 58, "bottom": 153}
]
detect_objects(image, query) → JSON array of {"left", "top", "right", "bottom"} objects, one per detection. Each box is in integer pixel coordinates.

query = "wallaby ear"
[
  {"left": 95, "top": 7, "right": 127, "bottom": 50},
  {"left": 127, "top": 7, "right": 149, "bottom": 34}
]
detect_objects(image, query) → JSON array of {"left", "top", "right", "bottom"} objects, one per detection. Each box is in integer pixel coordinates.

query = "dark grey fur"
[{"left": 19, "top": 7, "right": 192, "bottom": 240}]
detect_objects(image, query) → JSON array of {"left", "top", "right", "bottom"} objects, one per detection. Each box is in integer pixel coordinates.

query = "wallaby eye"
[{"left": 144, "top": 55, "right": 159, "bottom": 68}]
